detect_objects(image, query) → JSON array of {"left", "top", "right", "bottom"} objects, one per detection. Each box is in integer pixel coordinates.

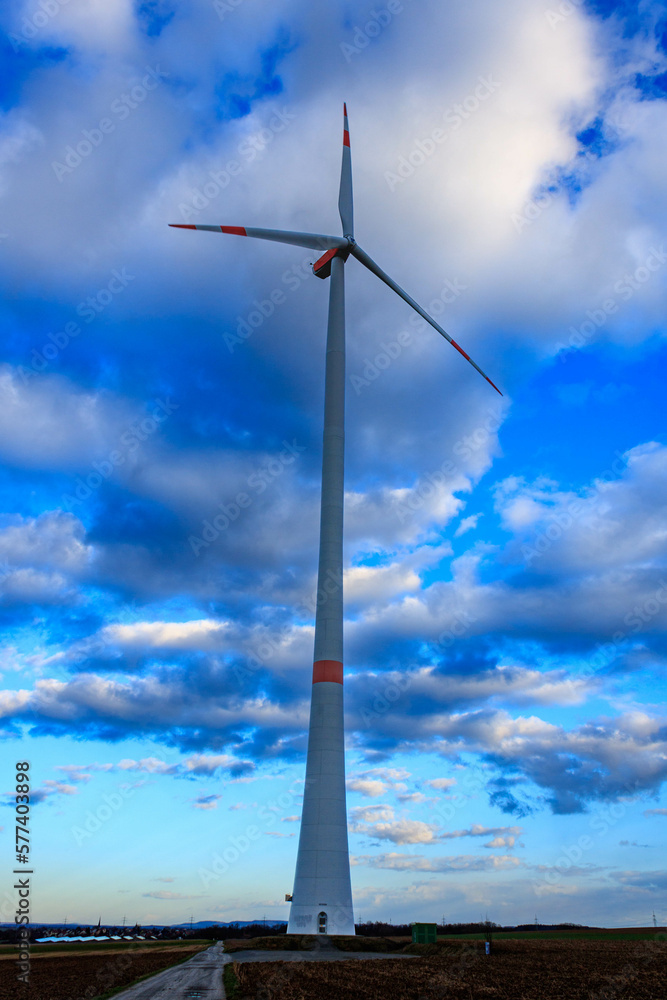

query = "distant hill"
[
  {"left": 1, "top": 920, "right": 288, "bottom": 930},
  {"left": 170, "top": 920, "right": 287, "bottom": 929}
]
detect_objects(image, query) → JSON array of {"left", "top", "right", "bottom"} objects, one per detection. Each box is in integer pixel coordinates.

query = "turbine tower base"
[{"left": 287, "top": 903, "right": 355, "bottom": 937}]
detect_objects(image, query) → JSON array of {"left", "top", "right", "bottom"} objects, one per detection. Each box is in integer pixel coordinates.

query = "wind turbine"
[{"left": 170, "top": 104, "right": 501, "bottom": 937}]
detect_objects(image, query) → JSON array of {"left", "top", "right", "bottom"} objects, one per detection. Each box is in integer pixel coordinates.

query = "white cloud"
[
  {"left": 0, "top": 370, "right": 310, "bottom": 555},
  {"left": 440, "top": 824, "right": 523, "bottom": 846},
  {"left": 9, "top": 0, "right": 136, "bottom": 54},
  {"left": 350, "top": 804, "right": 439, "bottom": 844},
  {"left": 346, "top": 438, "right": 667, "bottom": 662},
  {"left": 53, "top": 766, "right": 93, "bottom": 783},
  {"left": 355, "top": 852, "right": 521, "bottom": 872},
  {"left": 142, "top": 891, "right": 205, "bottom": 900},
  {"left": 454, "top": 514, "right": 481, "bottom": 537},
  {"left": 350, "top": 805, "right": 523, "bottom": 847},
  {"left": 350, "top": 804, "right": 395, "bottom": 824},
  {"left": 347, "top": 778, "right": 387, "bottom": 798},
  {"left": 104, "top": 619, "right": 231, "bottom": 651},
  {"left": 349, "top": 663, "right": 594, "bottom": 714},
  {"left": 183, "top": 754, "right": 253, "bottom": 776},
  {"left": 347, "top": 767, "right": 413, "bottom": 799},
  {"left": 484, "top": 835, "right": 514, "bottom": 848},
  {"left": 0, "top": 115, "right": 44, "bottom": 197},
  {"left": 345, "top": 482, "right": 468, "bottom": 551},
  {"left": 5, "top": 779, "right": 79, "bottom": 806},
  {"left": 0, "top": 674, "right": 307, "bottom": 751},
  {"left": 0, "top": 367, "right": 135, "bottom": 471},
  {"left": 345, "top": 544, "right": 451, "bottom": 607},
  {"left": 0, "top": 512, "right": 91, "bottom": 606},
  {"left": 118, "top": 757, "right": 178, "bottom": 775},
  {"left": 495, "top": 442, "right": 667, "bottom": 575},
  {"left": 359, "top": 707, "right": 667, "bottom": 813},
  {"left": 357, "top": 818, "right": 441, "bottom": 845}
]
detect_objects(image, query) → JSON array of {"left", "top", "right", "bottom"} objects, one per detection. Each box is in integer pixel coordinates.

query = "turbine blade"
[
  {"left": 169, "top": 225, "right": 346, "bottom": 252},
  {"left": 351, "top": 244, "right": 502, "bottom": 394},
  {"left": 338, "top": 103, "right": 353, "bottom": 237}
]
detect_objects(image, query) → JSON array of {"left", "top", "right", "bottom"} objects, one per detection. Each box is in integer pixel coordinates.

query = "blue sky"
[{"left": 0, "top": 0, "right": 666, "bottom": 928}]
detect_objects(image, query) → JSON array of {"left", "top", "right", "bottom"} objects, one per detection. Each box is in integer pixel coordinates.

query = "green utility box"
[{"left": 411, "top": 922, "right": 437, "bottom": 944}]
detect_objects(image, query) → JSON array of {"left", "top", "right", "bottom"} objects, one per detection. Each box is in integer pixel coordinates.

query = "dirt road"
[
  {"left": 111, "top": 942, "right": 224, "bottom": 1000},
  {"left": 109, "top": 939, "right": 414, "bottom": 999}
]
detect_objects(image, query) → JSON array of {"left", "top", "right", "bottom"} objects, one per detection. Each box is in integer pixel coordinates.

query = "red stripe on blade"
[
  {"left": 452, "top": 340, "right": 503, "bottom": 395},
  {"left": 312, "top": 660, "right": 343, "bottom": 684},
  {"left": 220, "top": 226, "right": 247, "bottom": 236},
  {"left": 343, "top": 102, "right": 348, "bottom": 116},
  {"left": 451, "top": 339, "right": 471, "bottom": 362},
  {"left": 343, "top": 130, "right": 350, "bottom": 147},
  {"left": 169, "top": 224, "right": 196, "bottom": 229}
]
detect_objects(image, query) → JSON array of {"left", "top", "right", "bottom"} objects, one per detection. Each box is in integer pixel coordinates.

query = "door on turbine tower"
[{"left": 318, "top": 912, "right": 327, "bottom": 934}]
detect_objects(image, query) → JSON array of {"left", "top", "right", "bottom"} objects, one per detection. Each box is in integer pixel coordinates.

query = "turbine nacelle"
[
  {"left": 313, "top": 240, "right": 353, "bottom": 279},
  {"left": 313, "top": 248, "right": 339, "bottom": 280},
  {"left": 169, "top": 105, "right": 502, "bottom": 395}
]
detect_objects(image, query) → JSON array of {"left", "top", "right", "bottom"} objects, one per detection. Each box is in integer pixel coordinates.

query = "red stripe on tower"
[
  {"left": 220, "top": 226, "right": 247, "bottom": 235},
  {"left": 312, "top": 660, "right": 343, "bottom": 684}
]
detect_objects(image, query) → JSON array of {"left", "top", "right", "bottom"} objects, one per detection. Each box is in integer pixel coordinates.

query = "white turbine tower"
[{"left": 170, "top": 105, "right": 501, "bottom": 937}]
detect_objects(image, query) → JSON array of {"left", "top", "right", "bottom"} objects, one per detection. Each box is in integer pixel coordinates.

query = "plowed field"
[
  {"left": 2, "top": 936, "right": 665, "bottom": 999},
  {"left": 233, "top": 938, "right": 667, "bottom": 999},
  {"left": 0, "top": 943, "right": 207, "bottom": 1000}
]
